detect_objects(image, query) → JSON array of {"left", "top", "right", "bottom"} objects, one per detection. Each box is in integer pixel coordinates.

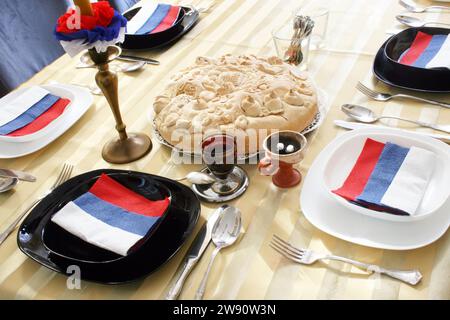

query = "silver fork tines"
[
  {"left": 356, "top": 82, "right": 383, "bottom": 100},
  {"left": 271, "top": 235, "right": 305, "bottom": 259},
  {"left": 356, "top": 82, "right": 450, "bottom": 109},
  {"left": 270, "top": 234, "right": 422, "bottom": 285},
  {"left": 0, "top": 163, "right": 74, "bottom": 245}
]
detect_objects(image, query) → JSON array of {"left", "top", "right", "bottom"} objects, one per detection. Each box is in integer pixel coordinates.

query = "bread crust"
[{"left": 153, "top": 54, "right": 318, "bottom": 155}]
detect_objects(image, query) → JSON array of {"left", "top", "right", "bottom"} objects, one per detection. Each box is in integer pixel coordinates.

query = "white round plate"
[
  {"left": 0, "top": 85, "right": 76, "bottom": 143},
  {"left": 0, "top": 84, "right": 93, "bottom": 158},
  {"left": 300, "top": 127, "right": 450, "bottom": 250}
]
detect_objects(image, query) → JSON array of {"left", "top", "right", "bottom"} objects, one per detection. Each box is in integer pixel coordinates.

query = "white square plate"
[{"left": 300, "top": 127, "right": 450, "bottom": 250}]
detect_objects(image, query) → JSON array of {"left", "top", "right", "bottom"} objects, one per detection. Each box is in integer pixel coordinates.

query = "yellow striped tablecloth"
[{"left": 0, "top": 0, "right": 449, "bottom": 299}]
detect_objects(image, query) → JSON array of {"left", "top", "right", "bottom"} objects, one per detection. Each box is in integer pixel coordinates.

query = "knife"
[
  {"left": 118, "top": 54, "right": 160, "bottom": 65},
  {"left": 334, "top": 120, "right": 450, "bottom": 143},
  {"left": 0, "top": 169, "right": 36, "bottom": 182},
  {"left": 165, "top": 205, "right": 227, "bottom": 300}
]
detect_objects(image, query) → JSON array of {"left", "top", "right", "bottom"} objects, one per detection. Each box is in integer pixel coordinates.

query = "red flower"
[{"left": 56, "top": 1, "right": 115, "bottom": 33}]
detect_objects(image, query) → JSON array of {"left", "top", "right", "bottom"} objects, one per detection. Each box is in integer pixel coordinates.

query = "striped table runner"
[{"left": 0, "top": 0, "right": 448, "bottom": 300}]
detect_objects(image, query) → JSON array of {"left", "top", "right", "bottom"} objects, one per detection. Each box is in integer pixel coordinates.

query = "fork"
[
  {"left": 184, "top": 0, "right": 215, "bottom": 13},
  {"left": 270, "top": 235, "right": 422, "bottom": 285},
  {"left": 356, "top": 82, "right": 450, "bottom": 109},
  {"left": 0, "top": 163, "right": 73, "bottom": 245}
]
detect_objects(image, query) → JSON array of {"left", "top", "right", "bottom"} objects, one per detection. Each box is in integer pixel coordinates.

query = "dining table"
[{"left": 0, "top": 0, "right": 449, "bottom": 300}]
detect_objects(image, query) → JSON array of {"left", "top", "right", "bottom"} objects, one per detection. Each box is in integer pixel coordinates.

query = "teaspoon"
[
  {"left": 399, "top": 0, "right": 450, "bottom": 13},
  {"left": 76, "top": 61, "right": 146, "bottom": 73},
  {"left": 396, "top": 15, "right": 450, "bottom": 28},
  {"left": 48, "top": 80, "right": 102, "bottom": 96},
  {"left": 174, "top": 171, "right": 217, "bottom": 185},
  {"left": 195, "top": 206, "right": 241, "bottom": 300},
  {"left": 342, "top": 104, "right": 450, "bottom": 134}
]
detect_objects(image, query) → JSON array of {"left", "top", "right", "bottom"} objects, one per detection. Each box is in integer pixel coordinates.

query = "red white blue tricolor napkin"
[
  {"left": 0, "top": 87, "right": 71, "bottom": 136},
  {"left": 333, "top": 139, "right": 436, "bottom": 215},
  {"left": 399, "top": 32, "right": 450, "bottom": 69},
  {"left": 51, "top": 174, "right": 170, "bottom": 256},
  {"left": 125, "top": 2, "right": 180, "bottom": 35}
]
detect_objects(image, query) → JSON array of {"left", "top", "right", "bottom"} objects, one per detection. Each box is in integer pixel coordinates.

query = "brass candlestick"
[{"left": 80, "top": 46, "right": 152, "bottom": 164}]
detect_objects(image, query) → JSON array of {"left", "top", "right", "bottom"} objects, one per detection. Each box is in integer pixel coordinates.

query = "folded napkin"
[
  {"left": 51, "top": 174, "right": 170, "bottom": 256},
  {"left": 333, "top": 138, "right": 385, "bottom": 202},
  {"left": 399, "top": 32, "right": 450, "bottom": 69},
  {"left": 333, "top": 139, "right": 436, "bottom": 215},
  {"left": 126, "top": 2, "right": 180, "bottom": 35},
  {"left": 0, "top": 87, "right": 71, "bottom": 136}
]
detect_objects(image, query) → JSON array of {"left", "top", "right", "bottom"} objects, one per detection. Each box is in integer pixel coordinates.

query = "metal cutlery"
[
  {"left": 0, "top": 163, "right": 73, "bottom": 245},
  {"left": 195, "top": 205, "right": 241, "bottom": 300},
  {"left": 270, "top": 235, "right": 422, "bottom": 285},
  {"left": 0, "top": 176, "right": 18, "bottom": 193},
  {"left": 396, "top": 14, "right": 450, "bottom": 28},
  {"left": 174, "top": 172, "right": 217, "bottom": 185},
  {"left": 184, "top": 1, "right": 215, "bottom": 14},
  {"left": 0, "top": 169, "right": 36, "bottom": 182},
  {"left": 48, "top": 80, "right": 102, "bottom": 96},
  {"left": 77, "top": 60, "right": 146, "bottom": 73},
  {"left": 341, "top": 104, "right": 450, "bottom": 134},
  {"left": 165, "top": 205, "right": 227, "bottom": 300},
  {"left": 356, "top": 82, "right": 450, "bottom": 109},
  {"left": 70, "top": 83, "right": 102, "bottom": 96},
  {"left": 399, "top": 0, "right": 450, "bottom": 13},
  {"left": 334, "top": 120, "right": 450, "bottom": 143},
  {"left": 117, "top": 54, "right": 160, "bottom": 65}
]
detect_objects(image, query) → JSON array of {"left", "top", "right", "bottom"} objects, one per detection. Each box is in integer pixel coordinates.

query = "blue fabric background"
[
  {"left": 109, "top": 0, "right": 140, "bottom": 14},
  {"left": 0, "top": 0, "right": 138, "bottom": 97}
]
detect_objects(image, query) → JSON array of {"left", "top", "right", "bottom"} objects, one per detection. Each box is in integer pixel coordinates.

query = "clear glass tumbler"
[
  {"left": 295, "top": 7, "right": 329, "bottom": 50},
  {"left": 272, "top": 23, "right": 311, "bottom": 70}
]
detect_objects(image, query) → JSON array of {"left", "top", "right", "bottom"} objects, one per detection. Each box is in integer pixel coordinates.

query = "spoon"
[
  {"left": 0, "top": 177, "right": 18, "bottom": 193},
  {"left": 48, "top": 80, "right": 102, "bottom": 96},
  {"left": 184, "top": 1, "right": 215, "bottom": 14},
  {"left": 0, "top": 169, "right": 36, "bottom": 182},
  {"left": 195, "top": 205, "right": 241, "bottom": 300},
  {"left": 396, "top": 14, "right": 450, "bottom": 28},
  {"left": 113, "top": 61, "right": 146, "bottom": 72},
  {"left": 70, "top": 83, "right": 103, "bottom": 96},
  {"left": 342, "top": 104, "right": 450, "bottom": 134},
  {"left": 174, "top": 171, "right": 217, "bottom": 185},
  {"left": 399, "top": 0, "right": 450, "bottom": 13},
  {"left": 76, "top": 61, "right": 146, "bottom": 73}
]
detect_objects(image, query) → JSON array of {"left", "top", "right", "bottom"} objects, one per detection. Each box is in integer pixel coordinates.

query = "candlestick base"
[
  {"left": 102, "top": 132, "right": 152, "bottom": 164},
  {"left": 81, "top": 46, "right": 153, "bottom": 164}
]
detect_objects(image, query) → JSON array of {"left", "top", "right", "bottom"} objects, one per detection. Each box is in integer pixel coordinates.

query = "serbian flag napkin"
[
  {"left": 126, "top": 2, "right": 181, "bottom": 35},
  {"left": 333, "top": 139, "right": 436, "bottom": 215},
  {"left": 51, "top": 174, "right": 170, "bottom": 256},
  {"left": 398, "top": 32, "right": 450, "bottom": 69},
  {"left": 0, "top": 87, "right": 71, "bottom": 137}
]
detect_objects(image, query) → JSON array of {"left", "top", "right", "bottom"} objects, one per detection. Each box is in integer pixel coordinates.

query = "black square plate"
[
  {"left": 373, "top": 27, "right": 450, "bottom": 93},
  {"left": 17, "top": 169, "right": 200, "bottom": 284},
  {"left": 121, "top": 6, "right": 199, "bottom": 50}
]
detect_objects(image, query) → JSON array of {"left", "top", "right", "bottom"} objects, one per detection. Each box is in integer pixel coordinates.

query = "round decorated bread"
[{"left": 153, "top": 54, "right": 318, "bottom": 154}]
